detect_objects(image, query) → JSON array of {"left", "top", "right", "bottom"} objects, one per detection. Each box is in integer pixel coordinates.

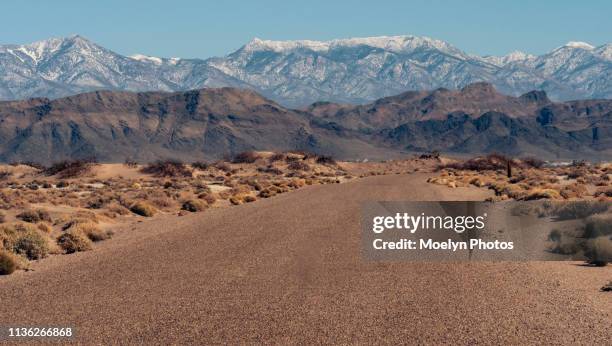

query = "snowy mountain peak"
[
  {"left": 483, "top": 50, "right": 535, "bottom": 66},
  {"left": 0, "top": 34, "right": 610, "bottom": 105},
  {"left": 241, "top": 35, "right": 457, "bottom": 54},
  {"left": 560, "top": 41, "right": 595, "bottom": 50},
  {"left": 130, "top": 54, "right": 163, "bottom": 65}
]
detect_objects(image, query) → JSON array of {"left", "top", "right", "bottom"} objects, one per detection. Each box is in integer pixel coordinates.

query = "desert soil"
[{"left": 0, "top": 173, "right": 610, "bottom": 344}]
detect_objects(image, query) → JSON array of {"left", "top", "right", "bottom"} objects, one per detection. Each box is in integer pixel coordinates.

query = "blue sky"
[{"left": 2, "top": 0, "right": 610, "bottom": 58}]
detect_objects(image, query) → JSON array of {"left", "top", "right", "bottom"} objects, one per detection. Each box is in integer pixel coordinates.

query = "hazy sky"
[{"left": 2, "top": 0, "right": 610, "bottom": 58}]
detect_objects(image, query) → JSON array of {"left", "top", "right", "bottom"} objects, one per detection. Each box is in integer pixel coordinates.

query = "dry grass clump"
[
  {"left": 141, "top": 160, "right": 192, "bottom": 178},
  {"left": 16, "top": 209, "right": 52, "bottom": 223},
  {"left": 0, "top": 250, "right": 17, "bottom": 275},
  {"left": 45, "top": 160, "right": 94, "bottom": 179},
  {"left": 232, "top": 151, "right": 261, "bottom": 164},
  {"left": 129, "top": 201, "right": 157, "bottom": 217},
  {"left": 57, "top": 229, "right": 93, "bottom": 254},
  {"left": 181, "top": 199, "right": 207, "bottom": 212},
  {"left": 67, "top": 222, "right": 112, "bottom": 242}
]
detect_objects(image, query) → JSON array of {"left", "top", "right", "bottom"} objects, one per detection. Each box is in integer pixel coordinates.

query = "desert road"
[{"left": 1, "top": 174, "right": 610, "bottom": 344}]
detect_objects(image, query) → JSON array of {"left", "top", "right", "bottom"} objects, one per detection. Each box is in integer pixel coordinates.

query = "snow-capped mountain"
[{"left": 0, "top": 35, "right": 610, "bottom": 106}]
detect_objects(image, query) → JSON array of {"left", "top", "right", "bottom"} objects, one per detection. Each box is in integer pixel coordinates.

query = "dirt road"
[{"left": 1, "top": 174, "right": 610, "bottom": 344}]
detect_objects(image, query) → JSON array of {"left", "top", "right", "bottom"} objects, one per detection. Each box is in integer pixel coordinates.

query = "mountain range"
[
  {"left": 0, "top": 83, "right": 610, "bottom": 164},
  {"left": 1, "top": 35, "right": 610, "bottom": 107}
]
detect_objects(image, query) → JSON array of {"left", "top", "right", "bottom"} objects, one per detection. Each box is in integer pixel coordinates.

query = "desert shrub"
[
  {"left": 315, "top": 155, "right": 336, "bottom": 165},
  {"left": 547, "top": 213, "right": 612, "bottom": 266},
  {"left": 56, "top": 180, "right": 70, "bottom": 188},
  {"left": 559, "top": 183, "right": 588, "bottom": 199},
  {"left": 594, "top": 186, "right": 612, "bottom": 198},
  {"left": 45, "top": 160, "right": 93, "bottom": 179},
  {"left": 521, "top": 157, "right": 544, "bottom": 168},
  {"left": 550, "top": 201, "right": 609, "bottom": 221},
  {"left": 583, "top": 214, "right": 612, "bottom": 239},
  {"left": 288, "top": 161, "right": 310, "bottom": 171},
  {"left": 151, "top": 197, "right": 176, "bottom": 209},
  {"left": 37, "top": 222, "right": 52, "bottom": 233},
  {"left": 57, "top": 230, "right": 92, "bottom": 254},
  {"left": 269, "top": 153, "right": 286, "bottom": 162},
  {"left": 105, "top": 203, "right": 130, "bottom": 217},
  {"left": 1, "top": 223, "right": 52, "bottom": 260},
  {"left": 583, "top": 236, "right": 611, "bottom": 266},
  {"left": 192, "top": 161, "right": 210, "bottom": 170},
  {"left": 232, "top": 151, "right": 261, "bottom": 164},
  {"left": 130, "top": 201, "right": 156, "bottom": 217},
  {"left": 548, "top": 229, "right": 581, "bottom": 255},
  {"left": 566, "top": 169, "right": 586, "bottom": 179},
  {"left": 198, "top": 193, "right": 216, "bottom": 205},
  {"left": 68, "top": 222, "right": 112, "bottom": 242},
  {"left": 0, "top": 170, "right": 12, "bottom": 181},
  {"left": 258, "top": 189, "right": 277, "bottom": 198},
  {"left": 523, "top": 189, "right": 561, "bottom": 201},
  {"left": 16, "top": 209, "right": 52, "bottom": 223},
  {"left": 443, "top": 154, "right": 510, "bottom": 171},
  {"left": 124, "top": 158, "right": 139, "bottom": 168},
  {"left": 181, "top": 199, "right": 207, "bottom": 212},
  {"left": 257, "top": 166, "right": 283, "bottom": 175},
  {"left": 214, "top": 161, "right": 232, "bottom": 172},
  {"left": 141, "top": 160, "right": 192, "bottom": 177},
  {"left": 0, "top": 251, "right": 17, "bottom": 275},
  {"left": 510, "top": 203, "right": 537, "bottom": 216}
]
